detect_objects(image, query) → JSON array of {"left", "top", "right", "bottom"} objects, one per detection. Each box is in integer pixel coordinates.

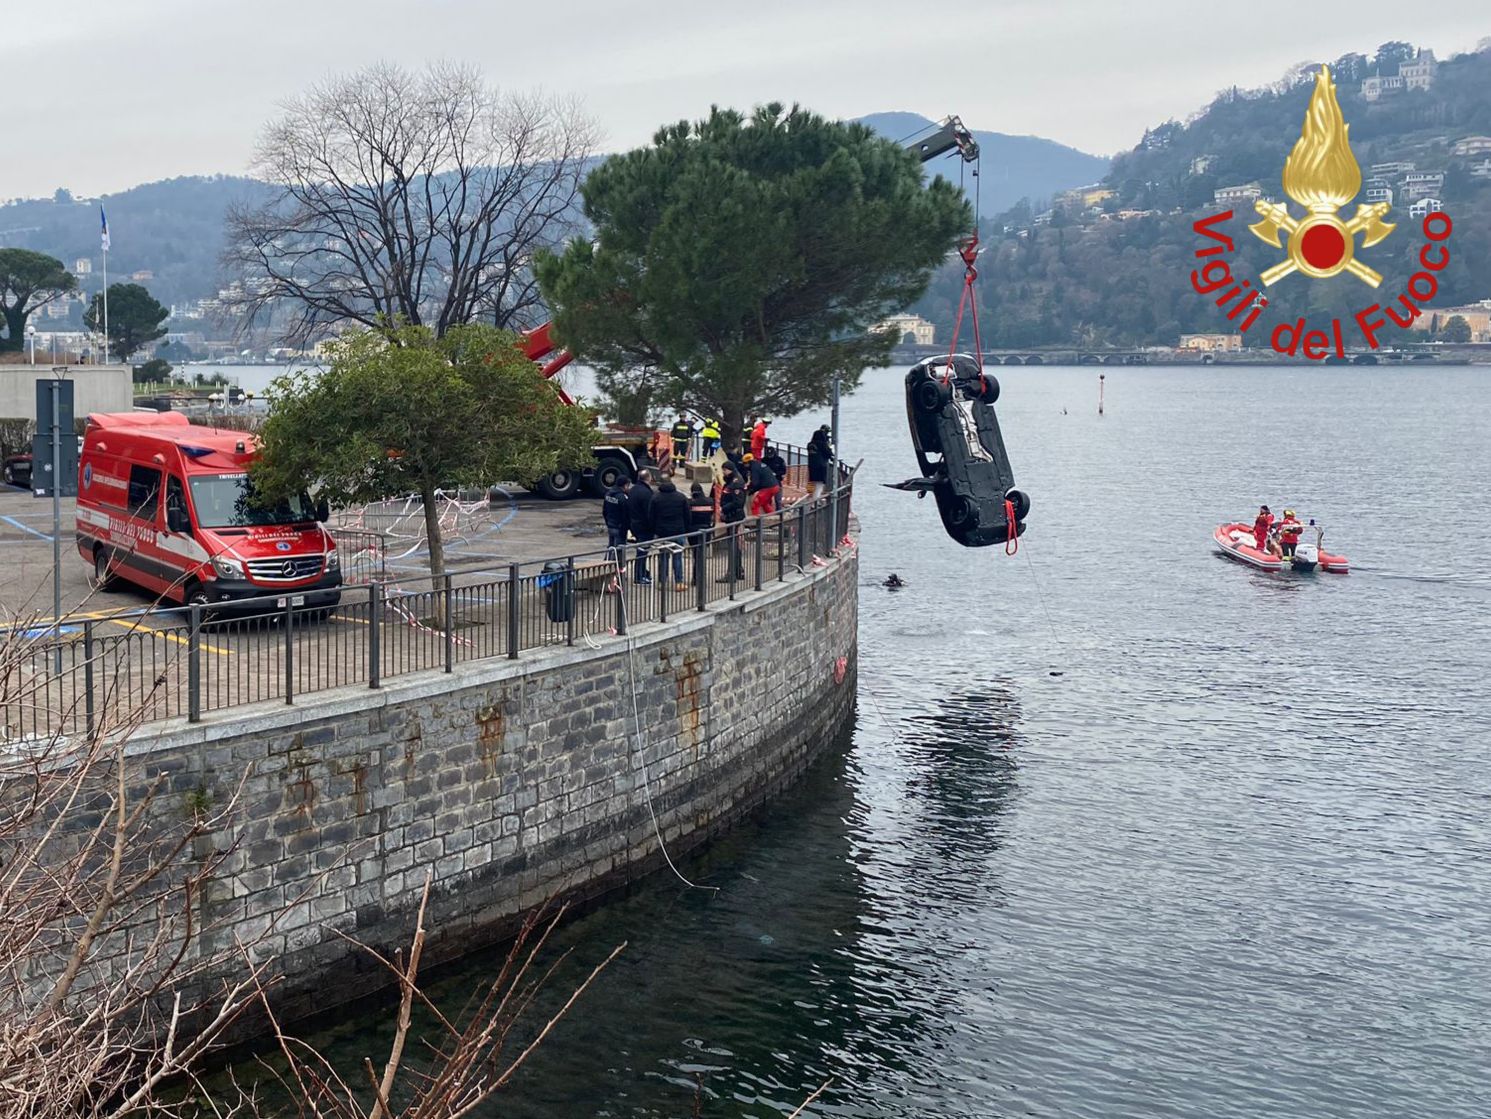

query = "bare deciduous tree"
[{"left": 225, "top": 63, "right": 598, "bottom": 343}]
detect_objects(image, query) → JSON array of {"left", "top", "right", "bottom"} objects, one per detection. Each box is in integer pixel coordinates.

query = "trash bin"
[{"left": 540, "top": 560, "right": 573, "bottom": 624}]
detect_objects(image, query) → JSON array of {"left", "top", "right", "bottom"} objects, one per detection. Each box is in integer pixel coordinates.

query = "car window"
[{"left": 127, "top": 464, "right": 161, "bottom": 521}]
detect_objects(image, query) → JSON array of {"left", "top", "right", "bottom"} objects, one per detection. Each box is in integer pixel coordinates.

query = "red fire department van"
[{"left": 76, "top": 412, "right": 341, "bottom": 613}]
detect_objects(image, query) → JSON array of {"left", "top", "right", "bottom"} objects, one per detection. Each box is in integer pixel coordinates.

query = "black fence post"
[
  {"left": 615, "top": 546, "right": 627, "bottom": 636},
  {"left": 659, "top": 548, "right": 669, "bottom": 624},
  {"left": 754, "top": 520, "right": 764, "bottom": 591},
  {"left": 283, "top": 598, "right": 295, "bottom": 705},
  {"left": 187, "top": 607, "right": 201, "bottom": 723},
  {"left": 565, "top": 558, "right": 575, "bottom": 647},
  {"left": 369, "top": 583, "right": 382, "bottom": 688},
  {"left": 507, "top": 563, "right": 520, "bottom": 659},
  {"left": 81, "top": 620, "right": 96, "bottom": 736},
  {"left": 443, "top": 574, "right": 454, "bottom": 672},
  {"left": 696, "top": 532, "right": 707, "bottom": 612},
  {"left": 797, "top": 505, "right": 808, "bottom": 569},
  {"left": 777, "top": 509, "right": 786, "bottom": 582}
]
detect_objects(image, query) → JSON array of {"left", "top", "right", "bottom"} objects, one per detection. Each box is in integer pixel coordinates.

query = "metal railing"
[{"left": 1, "top": 467, "right": 852, "bottom": 743}]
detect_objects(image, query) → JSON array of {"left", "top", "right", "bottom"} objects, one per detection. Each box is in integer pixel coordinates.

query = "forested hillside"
[
  {"left": 911, "top": 41, "right": 1491, "bottom": 348},
  {"left": 0, "top": 177, "right": 271, "bottom": 310}
]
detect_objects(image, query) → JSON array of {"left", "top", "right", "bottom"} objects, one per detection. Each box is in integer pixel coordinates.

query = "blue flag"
[{"left": 100, "top": 205, "right": 110, "bottom": 252}]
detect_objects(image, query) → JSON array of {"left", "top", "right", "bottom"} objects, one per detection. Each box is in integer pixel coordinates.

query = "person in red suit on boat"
[
  {"left": 1253, "top": 505, "right": 1274, "bottom": 552},
  {"left": 1277, "top": 509, "right": 1304, "bottom": 558}
]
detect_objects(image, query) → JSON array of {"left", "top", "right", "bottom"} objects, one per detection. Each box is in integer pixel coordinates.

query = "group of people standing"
[
  {"left": 1252, "top": 504, "right": 1307, "bottom": 557},
  {"left": 603, "top": 418, "right": 837, "bottom": 588}
]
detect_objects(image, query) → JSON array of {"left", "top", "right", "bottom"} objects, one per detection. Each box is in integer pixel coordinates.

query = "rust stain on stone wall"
[
  {"left": 675, "top": 652, "right": 704, "bottom": 755},
  {"left": 476, "top": 703, "right": 505, "bottom": 778}
]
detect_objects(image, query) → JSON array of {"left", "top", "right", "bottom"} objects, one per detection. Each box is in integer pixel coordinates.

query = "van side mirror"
[
  {"left": 315, "top": 497, "right": 330, "bottom": 523},
  {"left": 167, "top": 506, "right": 190, "bottom": 534}
]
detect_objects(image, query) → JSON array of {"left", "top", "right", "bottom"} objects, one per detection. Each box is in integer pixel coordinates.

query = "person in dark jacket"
[
  {"left": 807, "top": 426, "right": 832, "bottom": 499},
  {"left": 602, "top": 477, "right": 631, "bottom": 558},
  {"left": 627, "top": 470, "right": 656, "bottom": 584},
  {"left": 670, "top": 415, "right": 696, "bottom": 466},
  {"left": 746, "top": 454, "right": 779, "bottom": 517},
  {"left": 763, "top": 444, "right": 788, "bottom": 511},
  {"left": 649, "top": 479, "right": 692, "bottom": 587},
  {"left": 688, "top": 482, "right": 715, "bottom": 582},
  {"left": 716, "top": 473, "right": 748, "bottom": 581}
]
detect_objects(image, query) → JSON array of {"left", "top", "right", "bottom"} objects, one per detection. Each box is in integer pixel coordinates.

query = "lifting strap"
[{"left": 943, "top": 235, "right": 984, "bottom": 384}]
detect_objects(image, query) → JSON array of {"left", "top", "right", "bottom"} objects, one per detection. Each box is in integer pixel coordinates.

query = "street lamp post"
[{"left": 26, "top": 323, "right": 35, "bottom": 365}]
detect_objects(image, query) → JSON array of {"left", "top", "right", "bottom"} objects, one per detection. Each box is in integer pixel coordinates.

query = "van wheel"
[{"left": 92, "top": 548, "right": 118, "bottom": 591}]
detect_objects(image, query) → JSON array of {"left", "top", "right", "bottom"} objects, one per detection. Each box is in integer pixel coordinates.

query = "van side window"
[
  {"left": 127, "top": 465, "right": 161, "bottom": 520},
  {"left": 166, "top": 476, "right": 189, "bottom": 528}
]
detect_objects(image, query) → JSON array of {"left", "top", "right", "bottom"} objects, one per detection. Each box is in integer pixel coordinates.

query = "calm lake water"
[{"left": 250, "top": 365, "right": 1491, "bottom": 1118}]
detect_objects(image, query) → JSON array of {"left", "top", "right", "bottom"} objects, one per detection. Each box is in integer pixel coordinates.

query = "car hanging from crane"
[{"left": 886, "top": 116, "right": 1030, "bottom": 550}]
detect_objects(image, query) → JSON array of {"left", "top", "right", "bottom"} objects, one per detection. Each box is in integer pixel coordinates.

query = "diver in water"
[{"left": 883, "top": 573, "right": 905, "bottom": 589}]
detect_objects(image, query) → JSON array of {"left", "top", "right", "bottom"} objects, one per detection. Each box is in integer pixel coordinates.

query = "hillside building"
[
  {"left": 1178, "top": 333, "right": 1242, "bottom": 352},
  {"left": 1361, "top": 49, "right": 1436, "bottom": 100},
  {"left": 1369, "top": 160, "right": 1415, "bottom": 177},
  {"left": 1401, "top": 172, "right": 1444, "bottom": 201},
  {"left": 1363, "top": 178, "right": 1394, "bottom": 206},
  {"left": 1408, "top": 305, "right": 1491, "bottom": 342},
  {"left": 1469, "top": 158, "right": 1491, "bottom": 180},
  {"left": 1451, "top": 135, "right": 1491, "bottom": 156},
  {"left": 1213, "top": 182, "right": 1262, "bottom": 207},
  {"left": 877, "top": 313, "right": 936, "bottom": 346},
  {"left": 1189, "top": 155, "right": 1216, "bottom": 175},
  {"left": 1409, "top": 198, "right": 1444, "bottom": 219}
]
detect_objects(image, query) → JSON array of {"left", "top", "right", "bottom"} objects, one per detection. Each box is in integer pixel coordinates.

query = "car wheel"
[
  {"left": 2, "top": 465, "right": 11, "bottom": 485},
  {"left": 92, "top": 548, "right": 118, "bottom": 591},
  {"left": 535, "top": 469, "right": 581, "bottom": 500},
  {"left": 948, "top": 496, "right": 980, "bottom": 529},
  {"left": 976, "top": 373, "right": 1000, "bottom": 404},
  {"left": 1005, "top": 489, "right": 1031, "bottom": 521},
  {"left": 913, "top": 378, "right": 951, "bottom": 415}
]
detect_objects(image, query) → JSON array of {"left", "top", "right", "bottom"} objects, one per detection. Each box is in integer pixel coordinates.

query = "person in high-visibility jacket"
[
  {"left": 700, "top": 418, "right": 721, "bottom": 456},
  {"left": 1277, "top": 508, "right": 1304, "bottom": 558},
  {"left": 1252, "top": 505, "right": 1274, "bottom": 552},
  {"left": 670, "top": 415, "right": 696, "bottom": 466}
]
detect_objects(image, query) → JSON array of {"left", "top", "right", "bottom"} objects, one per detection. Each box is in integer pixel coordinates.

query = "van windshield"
[{"left": 188, "top": 473, "right": 316, "bottom": 529}]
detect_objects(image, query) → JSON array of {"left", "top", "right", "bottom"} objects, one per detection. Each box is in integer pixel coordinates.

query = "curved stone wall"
[{"left": 124, "top": 548, "right": 858, "bottom": 1022}]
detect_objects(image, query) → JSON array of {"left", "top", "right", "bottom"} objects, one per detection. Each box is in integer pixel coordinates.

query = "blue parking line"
[{"left": 0, "top": 515, "right": 52, "bottom": 541}]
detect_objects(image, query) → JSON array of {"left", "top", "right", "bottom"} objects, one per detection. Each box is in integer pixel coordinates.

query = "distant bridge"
[{"left": 891, "top": 345, "right": 1152, "bottom": 366}]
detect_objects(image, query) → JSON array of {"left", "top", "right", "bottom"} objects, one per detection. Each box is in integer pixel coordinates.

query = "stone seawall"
[{"left": 123, "top": 550, "right": 858, "bottom": 1021}]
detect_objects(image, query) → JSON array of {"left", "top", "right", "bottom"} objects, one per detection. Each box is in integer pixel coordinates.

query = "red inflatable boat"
[{"left": 1214, "top": 523, "right": 1349, "bottom": 574}]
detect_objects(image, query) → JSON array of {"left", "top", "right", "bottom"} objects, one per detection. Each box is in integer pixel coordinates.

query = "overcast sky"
[{"left": 5, "top": 0, "right": 1487, "bottom": 199}]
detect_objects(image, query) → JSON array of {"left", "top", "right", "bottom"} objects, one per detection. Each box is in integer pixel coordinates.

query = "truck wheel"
[
  {"left": 92, "top": 548, "right": 118, "bottom": 591},
  {"left": 588, "top": 457, "right": 632, "bottom": 496},
  {"left": 535, "top": 469, "right": 581, "bottom": 500}
]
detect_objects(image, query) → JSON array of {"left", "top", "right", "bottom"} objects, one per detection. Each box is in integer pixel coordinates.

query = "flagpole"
[
  {"left": 99, "top": 205, "right": 111, "bottom": 365},
  {"left": 101, "top": 243, "right": 109, "bottom": 365}
]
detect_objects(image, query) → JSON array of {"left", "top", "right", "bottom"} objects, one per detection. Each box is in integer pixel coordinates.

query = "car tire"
[
  {"left": 92, "top": 548, "right": 118, "bottom": 591},
  {"left": 976, "top": 373, "right": 1001, "bottom": 404},
  {"left": 535, "top": 469, "right": 581, "bottom": 500},
  {"left": 2, "top": 465, "right": 12, "bottom": 485},
  {"left": 948, "top": 496, "right": 980, "bottom": 529},
  {"left": 913, "top": 378, "right": 951, "bottom": 415},
  {"left": 1005, "top": 489, "right": 1031, "bottom": 521}
]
